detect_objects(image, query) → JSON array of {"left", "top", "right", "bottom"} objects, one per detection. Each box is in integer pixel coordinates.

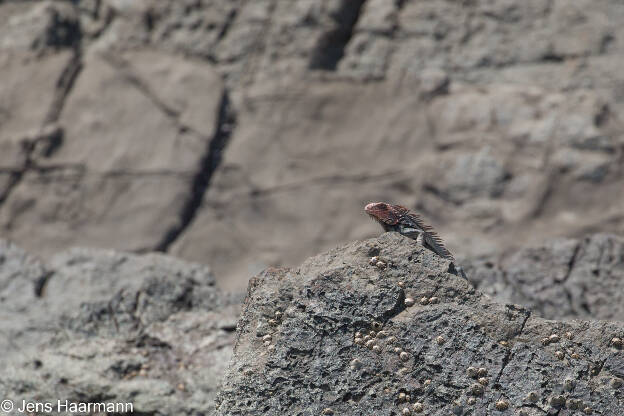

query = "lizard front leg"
[
  {"left": 416, "top": 232, "right": 424, "bottom": 246},
  {"left": 398, "top": 225, "right": 425, "bottom": 246}
]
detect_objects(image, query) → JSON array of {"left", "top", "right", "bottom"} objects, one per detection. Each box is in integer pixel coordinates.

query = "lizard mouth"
[{"left": 367, "top": 212, "right": 393, "bottom": 226}]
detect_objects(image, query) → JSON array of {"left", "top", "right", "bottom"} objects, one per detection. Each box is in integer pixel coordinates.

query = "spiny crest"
[
  {"left": 405, "top": 212, "right": 437, "bottom": 234},
  {"left": 405, "top": 212, "right": 454, "bottom": 260}
]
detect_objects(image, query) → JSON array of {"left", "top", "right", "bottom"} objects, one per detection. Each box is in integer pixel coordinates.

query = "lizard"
[{"left": 364, "top": 202, "right": 466, "bottom": 278}]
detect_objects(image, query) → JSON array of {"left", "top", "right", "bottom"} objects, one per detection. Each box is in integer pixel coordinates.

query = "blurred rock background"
[{"left": 1, "top": 0, "right": 623, "bottom": 291}]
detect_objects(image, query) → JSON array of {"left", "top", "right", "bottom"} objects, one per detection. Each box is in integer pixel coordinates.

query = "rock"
[
  {"left": 0, "top": 174, "right": 15, "bottom": 200},
  {"left": 50, "top": 51, "right": 223, "bottom": 171},
  {"left": 0, "top": 244, "right": 240, "bottom": 416},
  {"left": 0, "top": 51, "right": 74, "bottom": 169},
  {"left": 0, "top": 49, "right": 226, "bottom": 256},
  {"left": 216, "top": 233, "right": 624, "bottom": 415},
  {"left": 0, "top": 240, "right": 49, "bottom": 367},
  {"left": 0, "top": 169, "right": 191, "bottom": 255},
  {"left": 465, "top": 233, "right": 624, "bottom": 322},
  {"left": 91, "top": 0, "right": 240, "bottom": 59},
  {"left": 338, "top": 32, "right": 393, "bottom": 80},
  {"left": 430, "top": 146, "right": 510, "bottom": 205},
  {"left": 0, "top": 1, "right": 79, "bottom": 52}
]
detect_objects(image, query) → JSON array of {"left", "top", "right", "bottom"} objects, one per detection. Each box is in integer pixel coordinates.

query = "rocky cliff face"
[
  {"left": 1, "top": 0, "right": 624, "bottom": 290},
  {"left": 217, "top": 233, "right": 624, "bottom": 415}
]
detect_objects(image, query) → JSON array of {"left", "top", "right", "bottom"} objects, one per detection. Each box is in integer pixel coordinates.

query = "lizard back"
[{"left": 401, "top": 212, "right": 455, "bottom": 261}]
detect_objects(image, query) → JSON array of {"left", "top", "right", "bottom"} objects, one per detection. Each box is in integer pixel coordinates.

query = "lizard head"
[{"left": 365, "top": 202, "right": 409, "bottom": 230}]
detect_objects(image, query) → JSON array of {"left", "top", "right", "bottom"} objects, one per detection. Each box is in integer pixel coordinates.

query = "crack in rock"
[
  {"left": 309, "top": 0, "right": 368, "bottom": 70},
  {"left": 155, "top": 90, "right": 236, "bottom": 252}
]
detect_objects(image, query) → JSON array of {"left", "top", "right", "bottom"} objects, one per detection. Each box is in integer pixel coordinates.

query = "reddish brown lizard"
[{"left": 365, "top": 202, "right": 466, "bottom": 278}]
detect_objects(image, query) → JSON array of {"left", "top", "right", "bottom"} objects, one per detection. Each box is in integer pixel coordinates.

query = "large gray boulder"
[
  {"left": 217, "top": 233, "right": 624, "bottom": 415},
  {"left": 0, "top": 244, "right": 240, "bottom": 416}
]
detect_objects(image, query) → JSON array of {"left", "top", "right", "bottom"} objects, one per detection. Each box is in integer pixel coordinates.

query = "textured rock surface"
[
  {"left": 0, "top": 51, "right": 73, "bottom": 169},
  {"left": 217, "top": 233, "right": 624, "bottom": 415},
  {"left": 3, "top": 231, "right": 624, "bottom": 415},
  {"left": 465, "top": 233, "right": 624, "bottom": 322},
  {"left": 1, "top": 1, "right": 624, "bottom": 290},
  {"left": 0, "top": 45, "right": 227, "bottom": 255},
  {"left": 0, "top": 243, "right": 240, "bottom": 415},
  {"left": 0, "top": 240, "right": 49, "bottom": 366}
]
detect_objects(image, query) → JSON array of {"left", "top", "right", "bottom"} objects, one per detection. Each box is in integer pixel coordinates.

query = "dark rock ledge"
[{"left": 216, "top": 233, "right": 624, "bottom": 415}]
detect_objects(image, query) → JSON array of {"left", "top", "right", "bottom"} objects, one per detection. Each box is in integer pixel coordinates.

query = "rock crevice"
[{"left": 155, "top": 90, "right": 237, "bottom": 252}]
